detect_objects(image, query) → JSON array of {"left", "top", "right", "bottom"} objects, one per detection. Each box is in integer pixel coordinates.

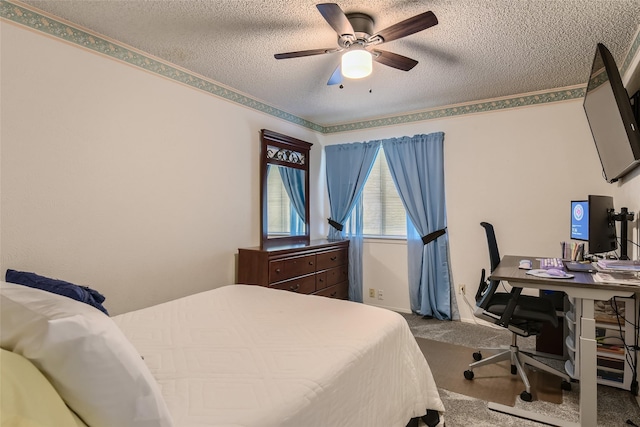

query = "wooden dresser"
[{"left": 237, "top": 239, "right": 349, "bottom": 300}]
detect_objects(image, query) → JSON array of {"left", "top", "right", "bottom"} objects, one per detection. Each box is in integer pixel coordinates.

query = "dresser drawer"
[
  {"left": 314, "top": 282, "right": 348, "bottom": 300},
  {"left": 238, "top": 239, "right": 349, "bottom": 300},
  {"left": 269, "top": 260, "right": 286, "bottom": 283},
  {"left": 271, "top": 274, "right": 316, "bottom": 294},
  {"left": 316, "top": 249, "right": 347, "bottom": 270},
  {"left": 269, "top": 254, "right": 316, "bottom": 283},
  {"left": 326, "top": 265, "right": 348, "bottom": 286},
  {"left": 285, "top": 254, "right": 316, "bottom": 277},
  {"left": 315, "top": 271, "right": 328, "bottom": 291}
]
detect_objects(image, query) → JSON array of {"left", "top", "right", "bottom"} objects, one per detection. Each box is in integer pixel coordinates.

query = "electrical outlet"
[
  {"left": 458, "top": 284, "right": 466, "bottom": 295},
  {"left": 377, "top": 289, "right": 384, "bottom": 300},
  {"left": 369, "top": 288, "right": 375, "bottom": 298}
]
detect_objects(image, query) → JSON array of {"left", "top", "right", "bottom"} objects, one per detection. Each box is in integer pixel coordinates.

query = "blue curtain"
[
  {"left": 279, "top": 167, "right": 305, "bottom": 236},
  {"left": 279, "top": 167, "right": 305, "bottom": 221},
  {"left": 325, "top": 141, "right": 381, "bottom": 302},
  {"left": 289, "top": 207, "right": 304, "bottom": 236},
  {"left": 382, "top": 132, "right": 452, "bottom": 319}
]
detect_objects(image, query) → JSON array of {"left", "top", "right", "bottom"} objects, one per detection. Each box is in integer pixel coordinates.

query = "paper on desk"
[
  {"left": 593, "top": 272, "right": 640, "bottom": 286},
  {"left": 596, "top": 259, "right": 640, "bottom": 272}
]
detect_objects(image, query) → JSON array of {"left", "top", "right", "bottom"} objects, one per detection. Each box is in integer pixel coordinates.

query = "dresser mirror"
[{"left": 260, "top": 129, "right": 312, "bottom": 248}]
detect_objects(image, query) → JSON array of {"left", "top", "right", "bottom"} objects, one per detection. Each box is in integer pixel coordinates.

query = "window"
[{"left": 362, "top": 152, "right": 407, "bottom": 237}]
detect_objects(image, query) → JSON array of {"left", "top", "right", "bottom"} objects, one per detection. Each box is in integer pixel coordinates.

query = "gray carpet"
[{"left": 401, "top": 313, "right": 640, "bottom": 427}]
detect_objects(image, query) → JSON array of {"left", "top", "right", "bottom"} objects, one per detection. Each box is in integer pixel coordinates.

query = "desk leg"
[{"left": 580, "top": 298, "right": 597, "bottom": 427}]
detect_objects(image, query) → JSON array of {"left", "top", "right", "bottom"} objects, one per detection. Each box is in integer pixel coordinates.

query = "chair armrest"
[
  {"left": 497, "top": 287, "right": 523, "bottom": 327},
  {"left": 475, "top": 268, "right": 487, "bottom": 302}
]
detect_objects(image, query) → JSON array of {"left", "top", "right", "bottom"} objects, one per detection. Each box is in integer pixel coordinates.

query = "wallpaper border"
[
  {"left": 2, "top": 0, "right": 639, "bottom": 135},
  {"left": 322, "top": 88, "right": 587, "bottom": 133},
  {"left": 0, "top": 0, "right": 323, "bottom": 133},
  {"left": 621, "top": 26, "right": 640, "bottom": 78}
]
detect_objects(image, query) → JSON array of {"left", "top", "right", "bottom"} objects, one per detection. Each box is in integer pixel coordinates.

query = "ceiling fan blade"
[
  {"left": 316, "top": 3, "right": 354, "bottom": 36},
  {"left": 274, "top": 48, "right": 336, "bottom": 59},
  {"left": 372, "top": 50, "right": 418, "bottom": 71},
  {"left": 373, "top": 11, "right": 438, "bottom": 43},
  {"left": 327, "top": 65, "right": 342, "bottom": 85}
]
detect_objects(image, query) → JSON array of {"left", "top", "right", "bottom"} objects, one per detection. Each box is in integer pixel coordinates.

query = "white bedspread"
[{"left": 113, "top": 285, "right": 444, "bottom": 427}]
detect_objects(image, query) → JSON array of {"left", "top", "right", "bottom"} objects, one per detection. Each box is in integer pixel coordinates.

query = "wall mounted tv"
[{"left": 583, "top": 43, "right": 640, "bottom": 183}]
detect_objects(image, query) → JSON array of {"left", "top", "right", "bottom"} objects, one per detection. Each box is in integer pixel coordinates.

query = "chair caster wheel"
[
  {"left": 473, "top": 352, "right": 482, "bottom": 361},
  {"left": 520, "top": 391, "right": 532, "bottom": 402},
  {"left": 511, "top": 364, "right": 517, "bottom": 375},
  {"left": 464, "top": 370, "right": 474, "bottom": 380},
  {"left": 561, "top": 380, "right": 572, "bottom": 391}
]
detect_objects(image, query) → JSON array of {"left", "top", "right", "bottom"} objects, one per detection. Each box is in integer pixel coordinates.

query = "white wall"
[
  {"left": 0, "top": 22, "right": 322, "bottom": 315},
  {"left": 361, "top": 238, "right": 412, "bottom": 312}
]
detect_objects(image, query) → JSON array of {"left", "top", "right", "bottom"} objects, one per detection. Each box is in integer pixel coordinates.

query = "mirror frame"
[{"left": 260, "top": 129, "right": 312, "bottom": 249}]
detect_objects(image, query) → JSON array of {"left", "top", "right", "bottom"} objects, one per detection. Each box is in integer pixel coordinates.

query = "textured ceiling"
[{"left": 17, "top": 0, "right": 640, "bottom": 126}]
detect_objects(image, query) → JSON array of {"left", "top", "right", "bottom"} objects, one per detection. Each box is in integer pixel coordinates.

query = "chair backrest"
[
  {"left": 474, "top": 221, "right": 558, "bottom": 334},
  {"left": 475, "top": 222, "right": 501, "bottom": 303},
  {"left": 480, "top": 222, "right": 500, "bottom": 273}
]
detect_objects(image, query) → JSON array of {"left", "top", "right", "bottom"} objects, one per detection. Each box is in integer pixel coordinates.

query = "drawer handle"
[
  {"left": 275, "top": 268, "right": 281, "bottom": 274},
  {"left": 330, "top": 256, "right": 338, "bottom": 261},
  {"left": 318, "top": 278, "right": 324, "bottom": 282},
  {"left": 308, "top": 261, "right": 314, "bottom": 265},
  {"left": 289, "top": 284, "right": 300, "bottom": 292},
  {"left": 330, "top": 292, "right": 337, "bottom": 297}
]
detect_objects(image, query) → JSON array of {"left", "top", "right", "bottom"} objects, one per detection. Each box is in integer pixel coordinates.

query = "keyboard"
[{"left": 539, "top": 258, "right": 564, "bottom": 269}]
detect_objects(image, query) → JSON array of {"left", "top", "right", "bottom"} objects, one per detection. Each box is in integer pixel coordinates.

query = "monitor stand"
[{"left": 612, "top": 207, "right": 635, "bottom": 260}]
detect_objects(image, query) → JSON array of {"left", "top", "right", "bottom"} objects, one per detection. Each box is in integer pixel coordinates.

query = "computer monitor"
[
  {"left": 588, "top": 195, "right": 617, "bottom": 254},
  {"left": 570, "top": 200, "right": 589, "bottom": 241},
  {"left": 570, "top": 196, "right": 617, "bottom": 254}
]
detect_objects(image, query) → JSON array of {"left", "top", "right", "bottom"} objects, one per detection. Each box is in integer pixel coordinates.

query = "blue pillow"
[{"left": 5, "top": 270, "right": 109, "bottom": 315}]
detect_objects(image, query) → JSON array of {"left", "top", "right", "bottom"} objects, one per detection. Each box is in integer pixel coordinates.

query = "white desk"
[{"left": 489, "top": 255, "right": 637, "bottom": 427}]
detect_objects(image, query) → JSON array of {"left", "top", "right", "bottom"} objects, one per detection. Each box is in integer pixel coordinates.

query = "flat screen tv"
[{"left": 583, "top": 43, "right": 640, "bottom": 183}]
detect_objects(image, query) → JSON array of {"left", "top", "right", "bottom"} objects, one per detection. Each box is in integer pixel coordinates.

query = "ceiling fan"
[{"left": 274, "top": 3, "right": 438, "bottom": 85}]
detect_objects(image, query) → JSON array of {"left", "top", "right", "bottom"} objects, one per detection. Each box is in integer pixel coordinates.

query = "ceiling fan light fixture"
[{"left": 341, "top": 49, "right": 372, "bottom": 79}]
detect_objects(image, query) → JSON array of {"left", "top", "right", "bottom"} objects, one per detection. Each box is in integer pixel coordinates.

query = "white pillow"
[{"left": 0, "top": 281, "right": 173, "bottom": 427}]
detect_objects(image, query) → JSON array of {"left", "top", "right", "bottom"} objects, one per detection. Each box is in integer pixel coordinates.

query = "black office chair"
[{"left": 463, "top": 222, "right": 571, "bottom": 402}]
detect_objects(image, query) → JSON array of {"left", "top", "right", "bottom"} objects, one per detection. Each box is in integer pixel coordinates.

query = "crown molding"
[{"left": 321, "top": 86, "right": 587, "bottom": 133}]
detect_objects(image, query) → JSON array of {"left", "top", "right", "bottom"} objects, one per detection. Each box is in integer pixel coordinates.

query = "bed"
[{"left": 1, "top": 281, "right": 445, "bottom": 427}]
